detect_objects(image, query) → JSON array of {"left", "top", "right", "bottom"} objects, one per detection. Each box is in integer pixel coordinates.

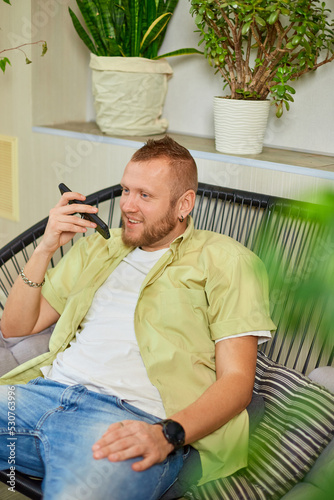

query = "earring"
[{"left": 179, "top": 215, "right": 184, "bottom": 223}]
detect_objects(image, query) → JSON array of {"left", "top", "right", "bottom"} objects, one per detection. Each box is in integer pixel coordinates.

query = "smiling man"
[
  {"left": 120, "top": 141, "right": 197, "bottom": 250},
  {"left": 0, "top": 136, "right": 275, "bottom": 500}
]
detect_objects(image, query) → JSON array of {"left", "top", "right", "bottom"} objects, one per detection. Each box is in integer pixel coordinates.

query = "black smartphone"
[{"left": 58, "top": 183, "right": 110, "bottom": 240}]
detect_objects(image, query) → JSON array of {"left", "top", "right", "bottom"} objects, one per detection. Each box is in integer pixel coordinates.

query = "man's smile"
[{"left": 124, "top": 216, "right": 143, "bottom": 227}]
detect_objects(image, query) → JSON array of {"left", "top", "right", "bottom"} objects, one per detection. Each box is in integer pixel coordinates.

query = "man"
[{"left": 0, "top": 137, "right": 275, "bottom": 499}]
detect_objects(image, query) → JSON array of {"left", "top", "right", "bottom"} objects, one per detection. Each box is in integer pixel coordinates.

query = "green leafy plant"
[
  {"left": 190, "top": 0, "right": 334, "bottom": 116},
  {"left": 255, "top": 189, "right": 334, "bottom": 348},
  {"left": 0, "top": 41, "right": 47, "bottom": 73},
  {"left": 0, "top": 0, "right": 47, "bottom": 73},
  {"left": 69, "top": 0, "right": 201, "bottom": 59}
]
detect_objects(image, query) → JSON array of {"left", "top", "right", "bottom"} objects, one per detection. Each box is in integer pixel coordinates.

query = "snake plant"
[{"left": 69, "top": 0, "right": 201, "bottom": 59}]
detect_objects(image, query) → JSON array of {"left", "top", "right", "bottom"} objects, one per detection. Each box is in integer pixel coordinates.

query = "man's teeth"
[{"left": 129, "top": 219, "right": 140, "bottom": 224}]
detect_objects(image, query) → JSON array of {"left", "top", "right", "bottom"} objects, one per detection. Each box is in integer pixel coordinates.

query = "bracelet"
[{"left": 20, "top": 268, "right": 45, "bottom": 288}]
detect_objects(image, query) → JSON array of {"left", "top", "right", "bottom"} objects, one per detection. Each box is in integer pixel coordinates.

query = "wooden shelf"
[{"left": 32, "top": 122, "right": 334, "bottom": 179}]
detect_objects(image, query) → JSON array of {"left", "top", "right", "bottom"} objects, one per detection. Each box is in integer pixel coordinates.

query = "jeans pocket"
[
  {"left": 117, "top": 399, "right": 160, "bottom": 424},
  {"left": 27, "top": 377, "right": 43, "bottom": 385}
]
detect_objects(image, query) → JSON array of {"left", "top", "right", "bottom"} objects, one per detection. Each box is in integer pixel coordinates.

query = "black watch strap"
[{"left": 155, "top": 419, "right": 185, "bottom": 451}]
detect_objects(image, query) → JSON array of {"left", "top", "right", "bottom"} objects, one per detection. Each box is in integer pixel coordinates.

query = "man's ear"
[{"left": 179, "top": 190, "right": 196, "bottom": 218}]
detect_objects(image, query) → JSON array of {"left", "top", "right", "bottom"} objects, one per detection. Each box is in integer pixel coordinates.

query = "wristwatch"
[{"left": 155, "top": 419, "right": 185, "bottom": 451}]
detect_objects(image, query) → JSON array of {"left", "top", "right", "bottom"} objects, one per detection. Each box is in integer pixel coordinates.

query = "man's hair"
[{"left": 131, "top": 136, "right": 198, "bottom": 203}]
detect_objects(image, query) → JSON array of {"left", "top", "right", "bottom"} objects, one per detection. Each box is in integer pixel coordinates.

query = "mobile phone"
[{"left": 58, "top": 183, "right": 110, "bottom": 240}]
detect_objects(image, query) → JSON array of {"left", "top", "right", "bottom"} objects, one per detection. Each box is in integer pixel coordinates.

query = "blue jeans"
[{"left": 0, "top": 378, "right": 185, "bottom": 500}]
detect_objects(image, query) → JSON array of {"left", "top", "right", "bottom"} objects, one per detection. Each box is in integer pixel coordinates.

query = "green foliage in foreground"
[{"left": 255, "top": 189, "right": 334, "bottom": 350}]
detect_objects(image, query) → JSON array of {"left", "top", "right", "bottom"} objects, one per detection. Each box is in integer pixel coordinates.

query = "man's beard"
[{"left": 121, "top": 205, "right": 178, "bottom": 249}]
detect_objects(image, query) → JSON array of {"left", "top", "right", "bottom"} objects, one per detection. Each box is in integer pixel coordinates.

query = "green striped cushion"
[{"left": 186, "top": 352, "right": 334, "bottom": 500}]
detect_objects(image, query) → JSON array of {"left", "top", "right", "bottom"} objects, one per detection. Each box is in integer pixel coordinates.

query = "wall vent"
[{"left": 0, "top": 135, "right": 19, "bottom": 221}]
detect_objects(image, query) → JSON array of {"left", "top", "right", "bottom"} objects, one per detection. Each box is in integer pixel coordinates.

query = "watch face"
[{"left": 164, "top": 420, "right": 185, "bottom": 448}]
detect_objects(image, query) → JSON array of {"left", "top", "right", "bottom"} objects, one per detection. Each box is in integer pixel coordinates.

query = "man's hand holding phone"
[
  {"left": 38, "top": 190, "right": 97, "bottom": 257},
  {"left": 1, "top": 184, "right": 110, "bottom": 339},
  {"left": 39, "top": 184, "right": 110, "bottom": 258},
  {"left": 58, "top": 184, "right": 110, "bottom": 240}
]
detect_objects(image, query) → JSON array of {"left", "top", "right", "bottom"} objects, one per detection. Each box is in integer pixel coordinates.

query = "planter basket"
[
  {"left": 213, "top": 97, "right": 271, "bottom": 155},
  {"left": 90, "top": 55, "right": 173, "bottom": 136}
]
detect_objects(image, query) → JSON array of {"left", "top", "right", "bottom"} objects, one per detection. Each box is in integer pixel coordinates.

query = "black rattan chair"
[{"left": 0, "top": 182, "right": 333, "bottom": 499}]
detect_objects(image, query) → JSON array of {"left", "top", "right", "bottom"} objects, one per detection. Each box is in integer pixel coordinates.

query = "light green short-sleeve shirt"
[{"left": 0, "top": 218, "right": 276, "bottom": 484}]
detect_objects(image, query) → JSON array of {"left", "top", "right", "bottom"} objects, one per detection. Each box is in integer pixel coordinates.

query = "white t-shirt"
[
  {"left": 42, "top": 247, "right": 169, "bottom": 418},
  {"left": 42, "top": 247, "right": 270, "bottom": 418}
]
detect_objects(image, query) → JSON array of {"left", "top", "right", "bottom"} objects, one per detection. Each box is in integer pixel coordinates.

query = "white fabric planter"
[
  {"left": 90, "top": 55, "right": 173, "bottom": 136},
  {"left": 213, "top": 97, "right": 271, "bottom": 155}
]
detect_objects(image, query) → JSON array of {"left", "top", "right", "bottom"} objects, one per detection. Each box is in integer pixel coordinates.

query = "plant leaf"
[
  {"left": 98, "top": 0, "right": 115, "bottom": 40},
  {"left": 155, "top": 0, "right": 178, "bottom": 51},
  {"left": 255, "top": 15, "right": 266, "bottom": 27},
  {"left": 0, "top": 57, "right": 11, "bottom": 73},
  {"left": 41, "top": 41, "right": 48, "bottom": 56},
  {"left": 79, "top": 0, "right": 109, "bottom": 54},
  {"left": 242, "top": 21, "right": 252, "bottom": 36},
  {"left": 129, "top": 0, "right": 140, "bottom": 57},
  {"left": 140, "top": 12, "right": 172, "bottom": 55},
  {"left": 69, "top": 6, "right": 98, "bottom": 55},
  {"left": 155, "top": 48, "right": 204, "bottom": 59}
]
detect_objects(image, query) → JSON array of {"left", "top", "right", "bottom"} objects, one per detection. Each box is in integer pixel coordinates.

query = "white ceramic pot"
[
  {"left": 90, "top": 55, "right": 173, "bottom": 136},
  {"left": 213, "top": 97, "right": 271, "bottom": 155}
]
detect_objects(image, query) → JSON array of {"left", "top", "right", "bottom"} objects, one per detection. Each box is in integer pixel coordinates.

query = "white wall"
[
  {"left": 0, "top": 0, "right": 33, "bottom": 247},
  {"left": 159, "top": 0, "right": 334, "bottom": 155},
  {"left": 89, "top": 0, "right": 334, "bottom": 156},
  {"left": 28, "top": 0, "right": 334, "bottom": 155},
  {"left": 0, "top": 0, "right": 333, "bottom": 248}
]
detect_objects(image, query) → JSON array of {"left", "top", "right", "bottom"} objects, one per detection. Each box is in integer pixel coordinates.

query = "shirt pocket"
[{"left": 159, "top": 289, "right": 213, "bottom": 353}]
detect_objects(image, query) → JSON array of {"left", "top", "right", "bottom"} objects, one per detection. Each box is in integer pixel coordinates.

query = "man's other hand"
[{"left": 92, "top": 420, "right": 174, "bottom": 471}]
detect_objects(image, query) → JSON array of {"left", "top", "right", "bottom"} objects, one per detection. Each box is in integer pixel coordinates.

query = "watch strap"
[{"left": 155, "top": 418, "right": 185, "bottom": 451}]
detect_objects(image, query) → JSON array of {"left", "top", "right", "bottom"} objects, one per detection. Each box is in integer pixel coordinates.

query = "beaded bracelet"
[{"left": 20, "top": 268, "right": 45, "bottom": 288}]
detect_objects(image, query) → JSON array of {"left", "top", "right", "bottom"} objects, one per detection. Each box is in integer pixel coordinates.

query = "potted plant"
[
  {"left": 190, "top": 0, "right": 334, "bottom": 154},
  {"left": 69, "top": 0, "right": 200, "bottom": 136}
]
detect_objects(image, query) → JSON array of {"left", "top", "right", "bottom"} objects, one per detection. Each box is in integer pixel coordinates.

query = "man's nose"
[{"left": 121, "top": 193, "right": 137, "bottom": 212}]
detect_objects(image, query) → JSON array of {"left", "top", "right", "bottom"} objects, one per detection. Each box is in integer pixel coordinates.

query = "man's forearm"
[
  {"left": 1, "top": 243, "right": 54, "bottom": 338},
  {"left": 91, "top": 367, "right": 255, "bottom": 472},
  {"left": 171, "top": 336, "right": 258, "bottom": 445},
  {"left": 1, "top": 189, "right": 98, "bottom": 338},
  {"left": 170, "top": 370, "right": 253, "bottom": 445}
]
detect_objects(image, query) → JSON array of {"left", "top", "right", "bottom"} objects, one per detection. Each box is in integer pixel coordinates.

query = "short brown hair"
[{"left": 131, "top": 136, "right": 198, "bottom": 203}]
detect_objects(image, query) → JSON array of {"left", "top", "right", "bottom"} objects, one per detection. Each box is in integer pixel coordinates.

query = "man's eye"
[
  {"left": 141, "top": 193, "right": 149, "bottom": 199},
  {"left": 122, "top": 188, "right": 129, "bottom": 194}
]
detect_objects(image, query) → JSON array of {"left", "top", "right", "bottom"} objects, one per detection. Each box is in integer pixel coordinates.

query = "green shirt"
[{"left": 0, "top": 218, "right": 276, "bottom": 484}]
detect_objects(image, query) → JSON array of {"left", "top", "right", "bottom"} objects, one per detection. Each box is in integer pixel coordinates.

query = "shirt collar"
[
  {"left": 169, "top": 216, "right": 194, "bottom": 258},
  {"left": 107, "top": 217, "right": 194, "bottom": 259}
]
